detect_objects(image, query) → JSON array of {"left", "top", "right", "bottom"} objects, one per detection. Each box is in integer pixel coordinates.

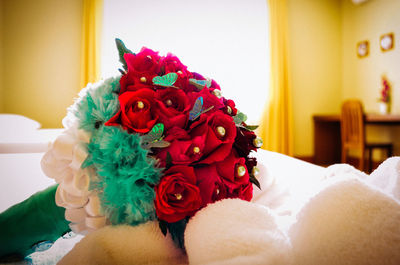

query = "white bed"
[{"left": 3, "top": 114, "right": 399, "bottom": 265}]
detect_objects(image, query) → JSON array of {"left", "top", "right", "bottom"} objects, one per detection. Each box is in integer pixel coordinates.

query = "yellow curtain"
[
  {"left": 259, "top": 0, "right": 293, "bottom": 156},
  {"left": 80, "top": 0, "right": 103, "bottom": 90}
]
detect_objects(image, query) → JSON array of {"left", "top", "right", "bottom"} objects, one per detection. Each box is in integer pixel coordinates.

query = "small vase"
[{"left": 379, "top": 102, "right": 388, "bottom": 114}]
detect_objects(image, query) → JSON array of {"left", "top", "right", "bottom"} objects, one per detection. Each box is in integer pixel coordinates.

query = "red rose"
[
  {"left": 105, "top": 88, "right": 158, "bottom": 133},
  {"left": 161, "top": 53, "right": 188, "bottom": 74},
  {"left": 245, "top": 157, "right": 258, "bottom": 176},
  {"left": 222, "top": 99, "right": 237, "bottom": 116},
  {"left": 188, "top": 88, "right": 224, "bottom": 114},
  {"left": 119, "top": 48, "right": 161, "bottom": 94},
  {"left": 160, "top": 54, "right": 192, "bottom": 90},
  {"left": 215, "top": 150, "right": 250, "bottom": 190},
  {"left": 156, "top": 135, "right": 205, "bottom": 167},
  {"left": 229, "top": 181, "right": 253, "bottom": 201},
  {"left": 155, "top": 166, "right": 202, "bottom": 223},
  {"left": 195, "top": 165, "right": 227, "bottom": 207},
  {"left": 234, "top": 127, "right": 257, "bottom": 158},
  {"left": 155, "top": 88, "right": 191, "bottom": 130},
  {"left": 189, "top": 110, "right": 237, "bottom": 164}
]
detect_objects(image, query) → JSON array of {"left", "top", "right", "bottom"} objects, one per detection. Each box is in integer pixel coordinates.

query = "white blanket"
[{"left": 59, "top": 153, "right": 400, "bottom": 265}]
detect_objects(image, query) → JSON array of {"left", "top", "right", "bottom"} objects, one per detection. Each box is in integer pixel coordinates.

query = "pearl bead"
[
  {"left": 193, "top": 146, "right": 200, "bottom": 154},
  {"left": 175, "top": 193, "right": 182, "bottom": 200},
  {"left": 146, "top": 55, "right": 152, "bottom": 59},
  {"left": 212, "top": 89, "right": 222, "bottom": 98},
  {"left": 165, "top": 99, "right": 173, "bottom": 106},
  {"left": 226, "top": 106, "right": 232, "bottom": 114},
  {"left": 215, "top": 188, "right": 220, "bottom": 195},
  {"left": 252, "top": 166, "right": 260, "bottom": 176},
  {"left": 177, "top": 70, "right": 183, "bottom": 74},
  {"left": 237, "top": 165, "right": 246, "bottom": 177},
  {"left": 216, "top": 126, "right": 226, "bottom": 137},
  {"left": 253, "top": 137, "right": 263, "bottom": 148},
  {"left": 137, "top": 101, "right": 145, "bottom": 109},
  {"left": 140, "top": 77, "right": 147, "bottom": 83}
]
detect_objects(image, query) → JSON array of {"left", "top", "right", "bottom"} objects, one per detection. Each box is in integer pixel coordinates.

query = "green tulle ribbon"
[{"left": 0, "top": 185, "right": 70, "bottom": 259}]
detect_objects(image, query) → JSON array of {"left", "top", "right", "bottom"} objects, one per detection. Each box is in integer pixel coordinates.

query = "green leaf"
[
  {"left": 233, "top": 111, "right": 247, "bottom": 125},
  {"left": 152, "top": 73, "right": 178, "bottom": 87},
  {"left": 166, "top": 151, "right": 173, "bottom": 169},
  {"left": 249, "top": 175, "right": 261, "bottom": 190},
  {"left": 242, "top": 125, "right": 259, "bottom": 131},
  {"left": 237, "top": 124, "right": 258, "bottom": 131},
  {"left": 141, "top": 123, "right": 164, "bottom": 143},
  {"left": 166, "top": 218, "right": 188, "bottom": 249},
  {"left": 189, "top": 78, "right": 211, "bottom": 90},
  {"left": 115, "top": 38, "right": 134, "bottom": 71},
  {"left": 159, "top": 220, "right": 168, "bottom": 236}
]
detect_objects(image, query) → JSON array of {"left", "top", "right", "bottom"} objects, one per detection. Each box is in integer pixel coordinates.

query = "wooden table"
[{"left": 313, "top": 113, "right": 400, "bottom": 165}]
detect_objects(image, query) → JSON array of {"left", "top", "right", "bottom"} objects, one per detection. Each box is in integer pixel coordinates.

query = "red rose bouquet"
[{"left": 37, "top": 39, "right": 263, "bottom": 249}]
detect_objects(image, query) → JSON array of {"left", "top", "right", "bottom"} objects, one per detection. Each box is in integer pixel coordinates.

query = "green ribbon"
[{"left": 0, "top": 184, "right": 70, "bottom": 259}]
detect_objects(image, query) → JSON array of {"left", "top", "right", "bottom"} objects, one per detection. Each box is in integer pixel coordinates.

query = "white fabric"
[
  {"left": 367, "top": 157, "right": 400, "bottom": 201},
  {"left": 0, "top": 114, "right": 62, "bottom": 153},
  {"left": 2, "top": 146, "right": 400, "bottom": 265},
  {"left": 58, "top": 222, "right": 187, "bottom": 265},
  {"left": 0, "top": 153, "right": 56, "bottom": 212},
  {"left": 290, "top": 177, "right": 400, "bottom": 265},
  {"left": 185, "top": 199, "right": 292, "bottom": 265}
]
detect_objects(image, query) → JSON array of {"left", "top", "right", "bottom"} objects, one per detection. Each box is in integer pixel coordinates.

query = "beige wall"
[
  {"left": 288, "top": 0, "right": 343, "bottom": 157},
  {"left": 289, "top": 0, "right": 400, "bottom": 158},
  {"left": 342, "top": 0, "right": 400, "bottom": 155},
  {"left": 0, "top": 0, "right": 4, "bottom": 112},
  {"left": 2, "top": 0, "right": 83, "bottom": 128}
]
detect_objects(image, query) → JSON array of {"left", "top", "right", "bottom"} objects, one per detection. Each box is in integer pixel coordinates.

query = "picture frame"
[
  {"left": 356, "top": 40, "right": 369, "bottom": 58},
  {"left": 380, "top": 32, "right": 394, "bottom": 52}
]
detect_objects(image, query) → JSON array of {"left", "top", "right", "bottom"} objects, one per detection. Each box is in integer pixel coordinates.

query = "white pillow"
[{"left": 0, "top": 114, "right": 41, "bottom": 132}]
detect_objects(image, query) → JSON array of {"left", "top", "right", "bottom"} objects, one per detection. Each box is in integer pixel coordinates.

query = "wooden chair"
[{"left": 340, "top": 99, "right": 393, "bottom": 173}]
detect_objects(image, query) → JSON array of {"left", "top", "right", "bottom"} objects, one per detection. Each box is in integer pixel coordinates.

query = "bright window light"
[{"left": 101, "top": 0, "right": 269, "bottom": 124}]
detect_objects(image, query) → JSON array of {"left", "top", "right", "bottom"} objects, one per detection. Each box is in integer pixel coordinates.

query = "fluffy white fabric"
[
  {"left": 289, "top": 176, "right": 400, "bottom": 265},
  {"left": 324, "top": 163, "right": 368, "bottom": 180},
  {"left": 368, "top": 157, "right": 400, "bottom": 201},
  {"left": 185, "top": 199, "right": 292, "bottom": 265},
  {"left": 18, "top": 151, "right": 400, "bottom": 265},
  {"left": 58, "top": 221, "right": 187, "bottom": 265}
]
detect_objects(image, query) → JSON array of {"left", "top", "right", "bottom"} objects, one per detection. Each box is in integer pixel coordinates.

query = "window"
[{"left": 101, "top": 0, "right": 269, "bottom": 124}]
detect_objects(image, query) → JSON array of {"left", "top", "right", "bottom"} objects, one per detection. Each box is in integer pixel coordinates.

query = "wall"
[
  {"left": 288, "top": 0, "right": 343, "bottom": 158},
  {"left": 0, "top": 0, "right": 4, "bottom": 112},
  {"left": 342, "top": 0, "right": 400, "bottom": 155},
  {"left": 2, "top": 0, "right": 83, "bottom": 128},
  {"left": 288, "top": 0, "right": 400, "bottom": 158}
]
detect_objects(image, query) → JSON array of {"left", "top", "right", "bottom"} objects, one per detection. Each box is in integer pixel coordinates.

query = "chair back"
[{"left": 341, "top": 100, "right": 365, "bottom": 149}]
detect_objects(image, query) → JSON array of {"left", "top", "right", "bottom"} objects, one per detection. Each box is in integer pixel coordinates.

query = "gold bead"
[
  {"left": 193, "top": 146, "right": 200, "bottom": 154},
  {"left": 252, "top": 166, "right": 260, "bottom": 176},
  {"left": 237, "top": 165, "right": 246, "bottom": 177},
  {"left": 140, "top": 76, "right": 147, "bottom": 83},
  {"left": 216, "top": 126, "right": 226, "bottom": 137},
  {"left": 137, "top": 101, "right": 145, "bottom": 109},
  {"left": 226, "top": 106, "right": 232, "bottom": 114},
  {"left": 212, "top": 89, "right": 222, "bottom": 98},
  {"left": 165, "top": 99, "right": 173, "bottom": 106},
  {"left": 253, "top": 137, "right": 263, "bottom": 148},
  {"left": 177, "top": 70, "right": 183, "bottom": 74},
  {"left": 175, "top": 193, "right": 182, "bottom": 200}
]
